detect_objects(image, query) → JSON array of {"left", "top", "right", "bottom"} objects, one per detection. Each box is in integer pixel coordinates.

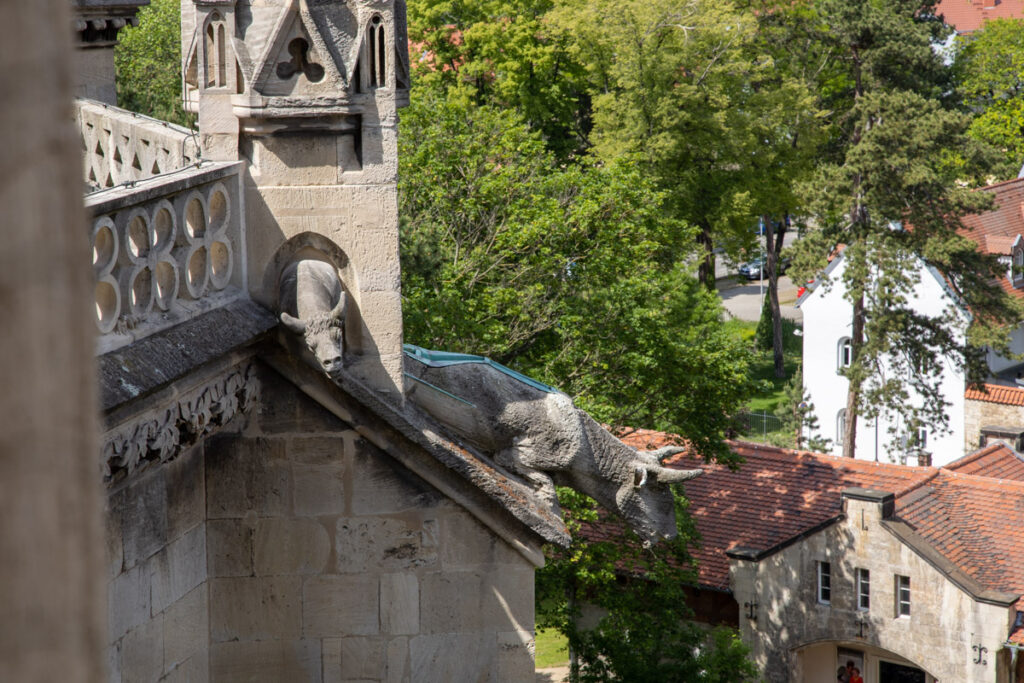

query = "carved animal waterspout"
[
  {"left": 278, "top": 259, "right": 347, "bottom": 374},
  {"left": 403, "top": 345, "right": 701, "bottom": 543}
]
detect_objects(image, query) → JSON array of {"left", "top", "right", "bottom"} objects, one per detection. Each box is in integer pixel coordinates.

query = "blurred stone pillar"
[{"left": 0, "top": 2, "right": 105, "bottom": 681}]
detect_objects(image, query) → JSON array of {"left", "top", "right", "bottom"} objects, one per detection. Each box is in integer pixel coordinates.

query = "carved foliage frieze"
[{"left": 101, "top": 363, "right": 259, "bottom": 481}]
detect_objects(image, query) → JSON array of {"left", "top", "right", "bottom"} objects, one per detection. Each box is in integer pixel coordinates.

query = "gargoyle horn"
[
  {"left": 330, "top": 292, "right": 347, "bottom": 323},
  {"left": 280, "top": 312, "right": 307, "bottom": 334},
  {"left": 644, "top": 464, "right": 702, "bottom": 484},
  {"left": 644, "top": 445, "right": 686, "bottom": 462}
]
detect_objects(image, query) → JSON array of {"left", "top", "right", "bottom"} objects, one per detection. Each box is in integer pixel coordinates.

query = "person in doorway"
[
  {"left": 837, "top": 660, "right": 854, "bottom": 682},
  {"left": 849, "top": 666, "right": 864, "bottom": 683}
]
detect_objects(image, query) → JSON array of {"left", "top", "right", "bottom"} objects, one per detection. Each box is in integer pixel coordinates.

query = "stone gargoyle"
[
  {"left": 278, "top": 258, "right": 347, "bottom": 374},
  {"left": 403, "top": 345, "right": 701, "bottom": 543}
]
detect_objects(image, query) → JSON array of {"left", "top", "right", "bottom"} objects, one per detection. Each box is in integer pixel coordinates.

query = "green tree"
[
  {"left": 955, "top": 18, "right": 1024, "bottom": 179},
  {"left": 407, "top": 0, "right": 591, "bottom": 159},
  {"left": 399, "top": 94, "right": 752, "bottom": 460},
  {"left": 535, "top": 488, "right": 759, "bottom": 682},
  {"left": 114, "top": 0, "right": 194, "bottom": 127},
  {"left": 546, "top": 0, "right": 765, "bottom": 287},
  {"left": 792, "top": 0, "right": 1021, "bottom": 458},
  {"left": 775, "top": 364, "right": 830, "bottom": 451}
]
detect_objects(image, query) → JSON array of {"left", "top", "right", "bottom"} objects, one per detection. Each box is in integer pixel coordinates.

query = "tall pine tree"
[{"left": 796, "top": 0, "right": 1021, "bottom": 458}]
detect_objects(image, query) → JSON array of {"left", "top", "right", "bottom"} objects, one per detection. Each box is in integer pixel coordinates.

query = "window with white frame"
[
  {"left": 837, "top": 337, "right": 852, "bottom": 371},
  {"left": 856, "top": 568, "right": 870, "bottom": 610},
  {"left": 895, "top": 575, "right": 910, "bottom": 616},
  {"left": 817, "top": 561, "right": 831, "bottom": 604},
  {"left": 917, "top": 426, "right": 927, "bottom": 450}
]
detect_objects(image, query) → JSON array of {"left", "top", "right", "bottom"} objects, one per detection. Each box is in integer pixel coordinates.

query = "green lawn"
[
  {"left": 726, "top": 318, "right": 801, "bottom": 445},
  {"left": 535, "top": 628, "right": 569, "bottom": 669}
]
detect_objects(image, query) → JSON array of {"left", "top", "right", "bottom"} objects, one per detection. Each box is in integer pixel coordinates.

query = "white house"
[{"left": 797, "top": 177, "right": 1024, "bottom": 465}]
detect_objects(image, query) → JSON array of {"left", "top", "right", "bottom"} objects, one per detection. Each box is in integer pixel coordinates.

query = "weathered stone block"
[
  {"left": 108, "top": 640, "right": 122, "bottom": 683},
  {"left": 205, "top": 435, "right": 290, "bottom": 519},
  {"left": 292, "top": 463, "right": 346, "bottom": 517},
  {"left": 409, "top": 633, "right": 496, "bottom": 683},
  {"left": 380, "top": 574, "right": 418, "bottom": 636},
  {"left": 496, "top": 630, "right": 536, "bottom": 682},
  {"left": 386, "top": 637, "right": 409, "bottom": 683},
  {"left": 346, "top": 235, "right": 400, "bottom": 293},
  {"left": 112, "top": 468, "right": 168, "bottom": 569},
  {"left": 419, "top": 572, "right": 483, "bottom": 635},
  {"left": 302, "top": 575, "right": 379, "bottom": 637},
  {"left": 163, "top": 584, "right": 208, "bottom": 671},
  {"left": 209, "top": 576, "right": 302, "bottom": 642},
  {"left": 210, "top": 639, "right": 322, "bottom": 683},
  {"left": 109, "top": 563, "right": 151, "bottom": 641},
  {"left": 335, "top": 517, "right": 437, "bottom": 574},
  {"left": 105, "top": 496, "right": 125, "bottom": 581},
  {"left": 206, "top": 518, "right": 254, "bottom": 577},
  {"left": 120, "top": 613, "right": 164, "bottom": 683},
  {"left": 165, "top": 444, "right": 205, "bottom": 542},
  {"left": 151, "top": 523, "right": 206, "bottom": 615},
  {"left": 254, "top": 517, "right": 331, "bottom": 575},
  {"left": 251, "top": 135, "right": 339, "bottom": 187},
  {"left": 287, "top": 436, "right": 347, "bottom": 464},
  {"left": 350, "top": 447, "right": 443, "bottom": 516},
  {"left": 339, "top": 637, "right": 386, "bottom": 680},
  {"left": 160, "top": 652, "right": 209, "bottom": 683},
  {"left": 440, "top": 510, "right": 509, "bottom": 570},
  {"left": 484, "top": 569, "right": 535, "bottom": 634}
]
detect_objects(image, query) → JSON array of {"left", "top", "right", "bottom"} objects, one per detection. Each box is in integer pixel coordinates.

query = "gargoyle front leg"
[{"left": 495, "top": 441, "right": 558, "bottom": 509}]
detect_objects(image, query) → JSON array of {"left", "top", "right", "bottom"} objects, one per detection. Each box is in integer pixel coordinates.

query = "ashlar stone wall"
[
  {"left": 731, "top": 492, "right": 1012, "bottom": 683},
  {"left": 964, "top": 397, "right": 1024, "bottom": 452},
  {"left": 105, "top": 362, "right": 537, "bottom": 682}
]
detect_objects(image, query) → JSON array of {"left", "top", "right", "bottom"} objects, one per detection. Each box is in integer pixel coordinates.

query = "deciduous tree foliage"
[
  {"left": 399, "top": 95, "right": 753, "bottom": 460},
  {"left": 407, "top": 0, "right": 592, "bottom": 159},
  {"left": 535, "top": 488, "right": 759, "bottom": 683},
  {"left": 114, "top": 0, "right": 194, "bottom": 128},
  {"left": 955, "top": 18, "right": 1024, "bottom": 179}
]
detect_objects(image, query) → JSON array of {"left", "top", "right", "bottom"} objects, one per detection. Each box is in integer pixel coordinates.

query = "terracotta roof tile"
[
  {"left": 608, "top": 432, "right": 936, "bottom": 591},
  {"left": 937, "top": 0, "right": 1024, "bottom": 33},
  {"left": 898, "top": 470, "right": 1024, "bottom": 597},
  {"left": 593, "top": 431, "right": 1024, "bottom": 636},
  {"left": 965, "top": 382, "right": 1024, "bottom": 405},
  {"left": 944, "top": 441, "right": 1024, "bottom": 478}
]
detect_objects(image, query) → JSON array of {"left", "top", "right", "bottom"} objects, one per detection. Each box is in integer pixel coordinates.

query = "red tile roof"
[
  {"left": 615, "top": 432, "right": 936, "bottom": 591},
  {"left": 961, "top": 176, "right": 1024, "bottom": 250},
  {"left": 956, "top": 176, "right": 1024, "bottom": 301},
  {"left": 937, "top": 0, "right": 1024, "bottom": 33},
  {"left": 594, "top": 431, "right": 1024, "bottom": 638},
  {"left": 944, "top": 441, "right": 1024, "bottom": 477},
  {"left": 965, "top": 382, "right": 1024, "bottom": 405}
]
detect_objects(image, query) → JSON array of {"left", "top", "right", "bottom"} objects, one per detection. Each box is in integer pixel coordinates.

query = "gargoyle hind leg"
[{"left": 495, "top": 441, "right": 559, "bottom": 510}]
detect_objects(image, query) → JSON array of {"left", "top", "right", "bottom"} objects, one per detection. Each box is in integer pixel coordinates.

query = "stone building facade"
[
  {"left": 65, "top": 1, "right": 691, "bottom": 680},
  {"left": 616, "top": 432, "right": 1024, "bottom": 683}
]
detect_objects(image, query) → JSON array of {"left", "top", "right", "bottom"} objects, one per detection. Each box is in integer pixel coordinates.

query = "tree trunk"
[
  {"left": 764, "top": 215, "right": 787, "bottom": 378},
  {"left": 696, "top": 222, "right": 715, "bottom": 289},
  {"left": 0, "top": 1, "right": 105, "bottom": 680},
  {"left": 842, "top": 293, "right": 865, "bottom": 458}
]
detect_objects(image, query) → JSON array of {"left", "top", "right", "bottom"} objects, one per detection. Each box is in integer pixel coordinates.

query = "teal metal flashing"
[{"left": 403, "top": 344, "right": 558, "bottom": 394}]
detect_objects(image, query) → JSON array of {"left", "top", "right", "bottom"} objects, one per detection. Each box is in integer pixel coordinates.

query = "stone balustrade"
[
  {"left": 87, "top": 161, "right": 245, "bottom": 354},
  {"left": 76, "top": 98, "right": 200, "bottom": 191}
]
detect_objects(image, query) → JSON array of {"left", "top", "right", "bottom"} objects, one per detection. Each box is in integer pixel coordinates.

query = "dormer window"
[{"left": 1014, "top": 246, "right": 1024, "bottom": 288}]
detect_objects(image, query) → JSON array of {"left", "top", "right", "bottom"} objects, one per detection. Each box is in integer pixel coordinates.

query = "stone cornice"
[
  {"left": 102, "top": 360, "right": 258, "bottom": 483},
  {"left": 73, "top": 1, "right": 148, "bottom": 47}
]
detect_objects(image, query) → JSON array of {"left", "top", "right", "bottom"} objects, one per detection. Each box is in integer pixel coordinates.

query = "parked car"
[{"left": 738, "top": 256, "right": 790, "bottom": 280}]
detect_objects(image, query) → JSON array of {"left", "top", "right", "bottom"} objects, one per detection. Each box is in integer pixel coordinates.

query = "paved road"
[
  {"left": 714, "top": 230, "right": 803, "bottom": 324},
  {"left": 716, "top": 274, "right": 803, "bottom": 324}
]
